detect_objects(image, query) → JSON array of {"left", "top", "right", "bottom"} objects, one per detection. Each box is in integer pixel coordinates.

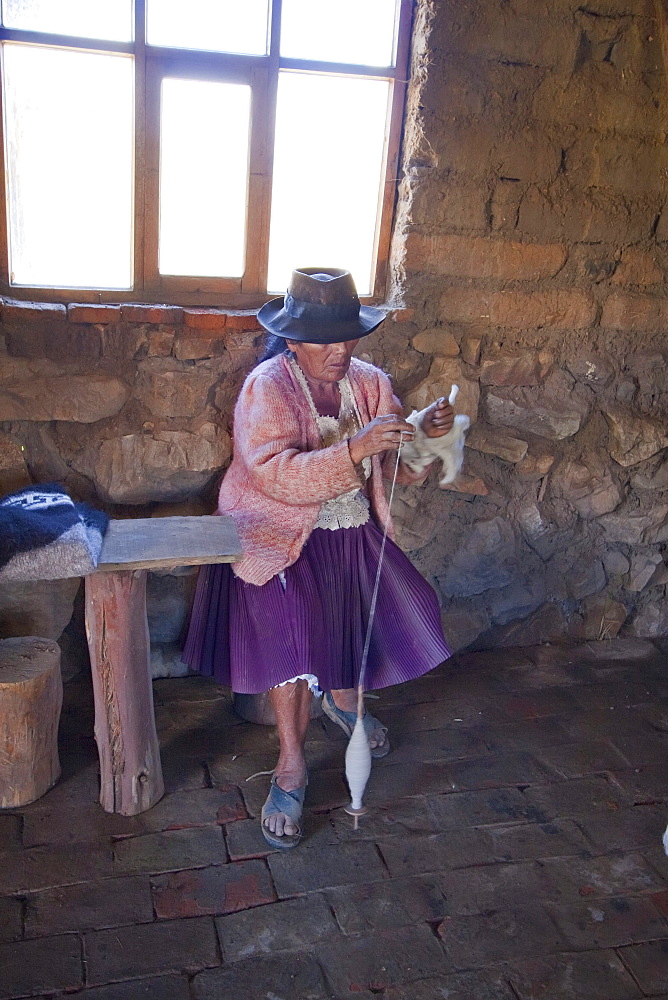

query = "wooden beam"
[
  {"left": 373, "top": 0, "right": 414, "bottom": 298},
  {"left": 242, "top": 0, "right": 280, "bottom": 295},
  {"left": 0, "top": 40, "right": 9, "bottom": 290},
  {"left": 0, "top": 27, "right": 133, "bottom": 52},
  {"left": 278, "top": 57, "right": 396, "bottom": 78},
  {"left": 133, "top": 0, "right": 147, "bottom": 294}
]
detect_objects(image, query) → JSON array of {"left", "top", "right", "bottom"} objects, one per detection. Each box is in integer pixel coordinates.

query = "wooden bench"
[{"left": 85, "top": 515, "right": 241, "bottom": 816}]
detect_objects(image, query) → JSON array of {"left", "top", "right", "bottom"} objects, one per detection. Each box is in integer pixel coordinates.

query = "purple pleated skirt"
[{"left": 182, "top": 519, "right": 451, "bottom": 694}]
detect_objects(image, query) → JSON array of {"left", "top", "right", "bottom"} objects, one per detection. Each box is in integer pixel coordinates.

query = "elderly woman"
[{"left": 184, "top": 267, "right": 456, "bottom": 848}]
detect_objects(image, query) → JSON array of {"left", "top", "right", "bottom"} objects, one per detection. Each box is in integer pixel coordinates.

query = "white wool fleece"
[{"left": 402, "top": 403, "right": 471, "bottom": 486}]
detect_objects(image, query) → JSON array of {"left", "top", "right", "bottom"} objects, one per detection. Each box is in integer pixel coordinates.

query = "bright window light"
[
  {"left": 3, "top": 42, "right": 134, "bottom": 289},
  {"left": 0, "top": 3, "right": 405, "bottom": 295},
  {"left": 159, "top": 78, "right": 251, "bottom": 278},
  {"left": 280, "top": 0, "right": 398, "bottom": 66},
  {"left": 2, "top": 0, "right": 133, "bottom": 42},
  {"left": 267, "top": 72, "right": 390, "bottom": 296},
  {"left": 147, "top": 0, "right": 270, "bottom": 56}
]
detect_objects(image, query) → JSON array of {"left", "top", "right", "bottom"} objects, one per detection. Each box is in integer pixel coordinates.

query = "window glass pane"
[
  {"left": 159, "top": 78, "right": 250, "bottom": 278},
  {"left": 147, "top": 0, "right": 269, "bottom": 55},
  {"left": 280, "top": 0, "right": 398, "bottom": 66},
  {"left": 3, "top": 43, "right": 134, "bottom": 289},
  {"left": 267, "top": 72, "right": 390, "bottom": 296},
  {"left": 2, "top": 0, "right": 133, "bottom": 42}
]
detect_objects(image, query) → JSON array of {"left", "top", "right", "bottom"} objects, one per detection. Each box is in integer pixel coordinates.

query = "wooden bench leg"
[{"left": 85, "top": 570, "right": 164, "bottom": 816}]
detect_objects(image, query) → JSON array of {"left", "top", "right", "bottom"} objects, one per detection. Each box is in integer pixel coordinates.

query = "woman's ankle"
[
  {"left": 330, "top": 688, "right": 358, "bottom": 713},
  {"left": 273, "top": 754, "right": 307, "bottom": 791}
]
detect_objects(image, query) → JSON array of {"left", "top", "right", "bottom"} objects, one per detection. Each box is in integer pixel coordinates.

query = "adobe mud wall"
[
  {"left": 1, "top": 0, "right": 668, "bottom": 667},
  {"left": 383, "top": 0, "right": 668, "bottom": 649}
]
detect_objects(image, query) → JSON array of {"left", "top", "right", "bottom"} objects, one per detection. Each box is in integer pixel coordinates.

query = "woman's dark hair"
[{"left": 258, "top": 332, "right": 290, "bottom": 364}]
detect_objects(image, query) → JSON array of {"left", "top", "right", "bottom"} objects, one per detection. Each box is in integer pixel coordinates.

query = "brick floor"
[
  {"left": 152, "top": 860, "right": 275, "bottom": 919},
  {"left": 1, "top": 638, "right": 668, "bottom": 998},
  {"left": 24, "top": 876, "right": 154, "bottom": 937}
]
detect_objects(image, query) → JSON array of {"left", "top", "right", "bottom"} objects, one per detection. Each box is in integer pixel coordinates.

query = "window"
[{"left": 0, "top": 0, "right": 412, "bottom": 305}]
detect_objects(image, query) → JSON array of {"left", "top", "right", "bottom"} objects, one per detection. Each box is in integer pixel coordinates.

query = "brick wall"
[{"left": 1, "top": 0, "right": 668, "bottom": 659}]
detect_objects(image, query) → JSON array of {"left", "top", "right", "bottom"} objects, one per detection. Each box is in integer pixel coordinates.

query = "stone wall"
[
  {"left": 0, "top": 305, "right": 260, "bottom": 675},
  {"left": 2, "top": 0, "right": 668, "bottom": 665}
]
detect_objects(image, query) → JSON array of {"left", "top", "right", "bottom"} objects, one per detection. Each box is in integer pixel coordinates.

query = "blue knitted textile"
[{"left": 0, "top": 485, "right": 109, "bottom": 581}]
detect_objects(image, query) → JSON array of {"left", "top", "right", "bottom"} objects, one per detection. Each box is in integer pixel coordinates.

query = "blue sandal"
[
  {"left": 260, "top": 775, "right": 306, "bottom": 850},
  {"left": 322, "top": 692, "right": 391, "bottom": 759}
]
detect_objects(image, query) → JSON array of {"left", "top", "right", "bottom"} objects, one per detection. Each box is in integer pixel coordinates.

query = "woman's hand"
[
  {"left": 421, "top": 397, "right": 455, "bottom": 438},
  {"left": 348, "top": 414, "right": 415, "bottom": 465}
]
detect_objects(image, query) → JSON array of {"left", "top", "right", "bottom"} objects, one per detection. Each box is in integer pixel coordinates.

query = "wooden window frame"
[{"left": 0, "top": 0, "right": 412, "bottom": 307}]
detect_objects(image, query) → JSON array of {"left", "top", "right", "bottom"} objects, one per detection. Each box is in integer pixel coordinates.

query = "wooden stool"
[{"left": 0, "top": 637, "right": 62, "bottom": 808}]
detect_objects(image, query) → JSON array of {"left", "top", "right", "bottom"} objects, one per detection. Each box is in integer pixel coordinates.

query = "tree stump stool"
[{"left": 0, "top": 637, "right": 62, "bottom": 809}]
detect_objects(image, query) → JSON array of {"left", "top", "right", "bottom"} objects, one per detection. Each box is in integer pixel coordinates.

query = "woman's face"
[{"left": 286, "top": 339, "right": 360, "bottom": 384}]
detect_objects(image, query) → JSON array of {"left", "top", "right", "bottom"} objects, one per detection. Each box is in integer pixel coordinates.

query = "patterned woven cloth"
[{"left": 0, "top": 484, "right": 109, "bottom": 581}]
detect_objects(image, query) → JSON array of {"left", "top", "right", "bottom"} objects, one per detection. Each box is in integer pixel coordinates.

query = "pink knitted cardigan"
[{"left": 218, "top": 353, "right": 428, "bottom": 585}]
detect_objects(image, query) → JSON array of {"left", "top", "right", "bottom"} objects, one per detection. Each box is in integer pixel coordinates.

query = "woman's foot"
[
  {"left": 264, "top": 678, "right": 312, "bottom": 847},
  {"left": 262, "top": 762, "right": 307, "bottom": 840},
  {"left": 325, "top": 690, "right": 390, "bottom": 757}
]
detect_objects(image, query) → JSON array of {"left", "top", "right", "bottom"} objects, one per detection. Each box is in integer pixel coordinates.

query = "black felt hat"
[{"left": 257, "top": 267, "right": 385, "bottom": 344}]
